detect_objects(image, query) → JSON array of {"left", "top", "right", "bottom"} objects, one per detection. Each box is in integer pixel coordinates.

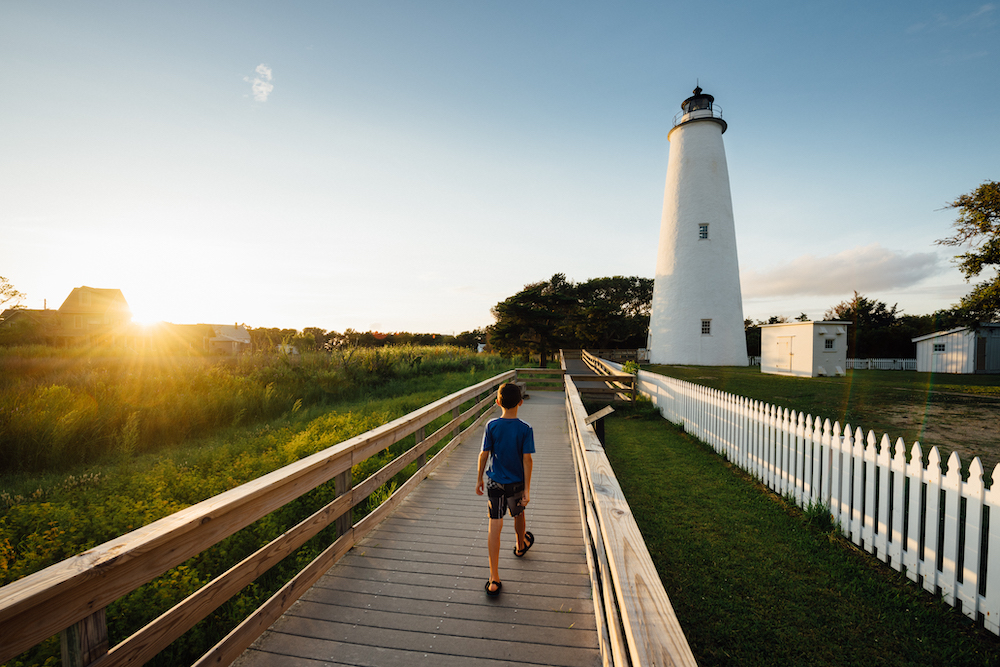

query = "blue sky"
[{"left": 2, "top": 1, "right": 997, "bottom": 333}]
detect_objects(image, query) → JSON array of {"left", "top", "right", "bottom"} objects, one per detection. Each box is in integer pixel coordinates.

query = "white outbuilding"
[
  {"left": 912, "top": 325, "right": 1000, "bottom": 374},
  {"left": 760, "top": 321, "right": 850, "bottom": 377}
]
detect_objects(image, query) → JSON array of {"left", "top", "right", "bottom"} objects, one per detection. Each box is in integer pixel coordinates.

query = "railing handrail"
[
  {"left": 0, "top": 370, "right": 516, "bottom": 666},
  {"left": 562, "top": 351, "right": 697, "bottom": 667}
]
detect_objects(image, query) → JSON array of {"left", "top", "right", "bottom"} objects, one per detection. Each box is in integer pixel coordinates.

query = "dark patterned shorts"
[{"left": 486, "top": 478, "right": 525, "bottom": 519}]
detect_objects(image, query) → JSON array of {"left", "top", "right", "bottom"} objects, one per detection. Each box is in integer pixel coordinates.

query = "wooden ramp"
[{"left": 234, "top": 390, "right": 602, "bottom": 667}]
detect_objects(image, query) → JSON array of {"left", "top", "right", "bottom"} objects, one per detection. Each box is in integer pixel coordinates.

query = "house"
[
  {"left": 760, "top": 321, "right": 850, "bottom": 377},
  {"left": 56, "top": 286, "right": 133, "bottom": 346},
  {"left": 912, "top": 325, "right": 1000, "bottom": 374},
  {"left": 207, "top": 324, "right": 252, "bottom": 355},
  {"left": 0, "top": 307, "right": 62, "bottom": 345}
]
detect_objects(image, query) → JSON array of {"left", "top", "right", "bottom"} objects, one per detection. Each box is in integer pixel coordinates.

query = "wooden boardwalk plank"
[{"left": 235, "top": 391, "right": 601, "bottom": 667}]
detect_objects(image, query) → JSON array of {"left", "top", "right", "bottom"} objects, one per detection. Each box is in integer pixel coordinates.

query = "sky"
[{"left": 2, "top": 1, "right": 998, "bottom": 334}]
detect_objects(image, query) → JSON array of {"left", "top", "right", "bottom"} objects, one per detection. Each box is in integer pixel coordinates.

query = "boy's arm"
[
  {"left": 520, "top": 453, "right": 532, "bottom": 506},
  {"left": 475, "top": 450, "right": 489, "bottom": 495}
]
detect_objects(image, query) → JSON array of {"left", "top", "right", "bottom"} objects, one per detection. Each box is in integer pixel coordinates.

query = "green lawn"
[
  {"left": 603, "top": 404, "right": 1000, "bottom": 667},
  {"left": 645, "top": 364, "right": 1000, "bottom": 475}
]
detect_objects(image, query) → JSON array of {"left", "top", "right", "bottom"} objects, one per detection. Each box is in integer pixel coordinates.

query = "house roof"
[
  {"left": 0, "top": 308, "right": 60, "bottom": 327},
  {"left": 759, "top": 320, "right": 851, "bottom": 329},
  {"left": 207, "top": 324, "right": 252, "bottom": 344},
  {"left": 58, "top": 287, "right": 131, "bottom": 316}
]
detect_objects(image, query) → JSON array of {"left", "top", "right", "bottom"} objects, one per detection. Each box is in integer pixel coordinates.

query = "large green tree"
[
  {"left": 489, "top": 273, "right": 577, "bottom": 367},
  {"left": 488, "top": 274, "right": 653, "bottom": 364},
  {"left": 937, "top": 180, "right": 1000, "bottom": 327},
  {"left": 572, "top": 276, "right": 653, "bottom": 348},
  {"left": 824, "top": 292, "right": 911, "bottom": 357}
]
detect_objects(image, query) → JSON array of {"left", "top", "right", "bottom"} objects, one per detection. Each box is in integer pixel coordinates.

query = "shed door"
[
  {"left": 977, "top": 336, "right": 987, "bottom": 372},
  {"left": 776, "top": 337, "right": 793, "bottom": 370}
]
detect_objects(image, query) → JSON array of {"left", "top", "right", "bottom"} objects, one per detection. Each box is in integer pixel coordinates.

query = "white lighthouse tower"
[{"left": 648, "top": 86, "right": 746, "bottom": 366}]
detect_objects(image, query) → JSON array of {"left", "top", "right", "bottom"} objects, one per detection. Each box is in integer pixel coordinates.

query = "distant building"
[
  {"left": 207, "top": 324, "right": 252, "bottom": 354},
  {"left": 912, "top": 325, "right": 1000, "bottom": 374},
  {"left": 760, "top": 321, "right": 850, "bottom": 377}
]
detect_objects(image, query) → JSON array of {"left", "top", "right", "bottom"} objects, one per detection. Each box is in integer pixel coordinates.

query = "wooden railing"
[
  {"left": 562, "top": 353, "right": 697, "bottom": 667},
  {"left": 580, "top": 350, "right": 636, "bottom": 404},
  {"left": 0, "top": 371, "right": 516, "bottom": 667}
]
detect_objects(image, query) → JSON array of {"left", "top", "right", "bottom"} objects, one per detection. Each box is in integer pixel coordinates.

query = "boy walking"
[{"left": 475, "top": 382, "right": 535, "bottom": 597}]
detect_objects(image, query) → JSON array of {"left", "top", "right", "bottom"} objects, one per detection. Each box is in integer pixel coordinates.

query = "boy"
[{"left": 475, "top": 382, "right": 535, "bottom": 597}]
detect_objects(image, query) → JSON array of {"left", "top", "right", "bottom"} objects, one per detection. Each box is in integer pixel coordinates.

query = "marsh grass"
[
  {"left": 602, "top": 403, "right": 1000, "bottom": 666},
  {"left": 1, "top": 348, "right": 512, "bottom": 667}
]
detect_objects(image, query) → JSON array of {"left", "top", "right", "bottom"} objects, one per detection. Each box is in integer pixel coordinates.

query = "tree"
[
  {"left": 571, "top": 276, "right": 653, "bottom": 348},
  {"left": 824, "top": 292, "right": 906, "bottom": 357},
  {"left": 489, "top": 274, "right": 577, "bottom": 367},
  {"left": 936, "top": 180, "right": 1000, "bottom": 327},
  {"left": 1, "top": 276, "right": 25, "bottom": 310}
]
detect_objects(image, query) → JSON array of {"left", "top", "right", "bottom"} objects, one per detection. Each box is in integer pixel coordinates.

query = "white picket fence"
[
  {"left": 636, "top": 369, "right": 1000, "bottom": 634},
  {"left": 749, "top": 357, "right": 917, "bottom": 370},
  {"left": 846, "top": 358, "right": 917, "bottom": 370}
]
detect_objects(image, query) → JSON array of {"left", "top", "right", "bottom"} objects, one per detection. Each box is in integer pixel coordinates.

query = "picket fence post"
[
  {"left": 904, "top": 442, "right": 925, "bottom": 584},
  {"left": 862, "top": 431, "right": 878, "bottom": 552},
  {"left": 888, "top": 437, "right": 907, "bottom": 570},
  {"left": 958, "top": 457, "right": 986, "bottom": 621},
  {"left": 940, "top": 451, "right": 963, "bottom": 606},
  {"left": 850, "top": 428, "right": 866, "bottom": 547},
  {"left": 984, "top": 462, "right": 1000, "bottom": 634},
  {"left": 875, "top": 433, "right": 892, "bottom": 562},
  {"left": 923, "top": 447, "right": 943, "bottom": 595}
]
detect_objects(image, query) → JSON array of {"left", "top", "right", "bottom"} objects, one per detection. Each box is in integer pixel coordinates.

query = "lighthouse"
[{"left": 648, "top": 86, "right": 747, "bottom": 366}]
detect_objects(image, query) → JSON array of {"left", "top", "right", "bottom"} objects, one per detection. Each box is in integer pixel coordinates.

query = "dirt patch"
[{"left": 879, "top": 400, "right": 1000, "bottom": 476}]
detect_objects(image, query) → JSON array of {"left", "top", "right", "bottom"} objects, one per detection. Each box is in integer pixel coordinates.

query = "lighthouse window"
[
  {"left": 698, "top": 224, "right": 709, "bottom": 239},
  {"left": 701, "top": 319, "right": 712, "bottom": 335},
  {"left": 824, "top": 338, "right": 835, "bottom": 350}
]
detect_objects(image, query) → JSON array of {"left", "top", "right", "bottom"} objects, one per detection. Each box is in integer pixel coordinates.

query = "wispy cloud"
[
  {"left": 741, "top": 244, "right": 940, "bottom": 298},
  {"left": 907, "top": 3, "right": 995, "bottom": 33},
  {"left": 245, "top": 64, "right": 274, "bottom": 102}
]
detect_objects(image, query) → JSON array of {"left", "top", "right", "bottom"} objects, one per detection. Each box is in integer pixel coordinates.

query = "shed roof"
[{"left": 911, "top": 324, "right": 1000, "bottom": 344}]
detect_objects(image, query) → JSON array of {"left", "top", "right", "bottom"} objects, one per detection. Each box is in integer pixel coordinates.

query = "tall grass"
[
  {"left": 1, "top": 347, "right": 513, "bottom": 667},
  {"left": 0, "top": 344, "right": 502, "bottom": 473}
]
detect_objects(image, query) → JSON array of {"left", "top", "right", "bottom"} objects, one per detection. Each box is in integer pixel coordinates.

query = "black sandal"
[
  {"left": 485, "top": 580, "right": 502, "bottom": 596},
  {"left": 513, "top": 531, "right": 534, "bottom": 557}
]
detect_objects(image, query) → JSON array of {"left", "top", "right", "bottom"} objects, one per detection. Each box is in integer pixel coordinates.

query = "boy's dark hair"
[{"left": 497, "top": 383, "right": 521, "bottom": 409}]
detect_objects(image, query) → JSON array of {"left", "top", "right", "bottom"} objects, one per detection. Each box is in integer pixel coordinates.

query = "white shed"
[
  {"left": 760, "top": 321, "right": 850, "bottom": 377},
  {"left": 912, "top": 324, "right": 1000, "bottom": 374}
]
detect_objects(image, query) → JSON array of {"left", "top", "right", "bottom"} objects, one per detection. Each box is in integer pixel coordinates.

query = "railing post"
[
  {"left": 416, "top": 425, "right": 426, "bottom": 468},
  {"left": 61, "top": 609, "right": 108, "bottom": 667},
  {"left": 335, "top": 469, "right": 353, "bottom": 539}
]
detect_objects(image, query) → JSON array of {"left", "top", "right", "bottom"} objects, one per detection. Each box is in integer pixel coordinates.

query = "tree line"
[{"left": 3, "top": 180, "right": 997, "bottom": 359}]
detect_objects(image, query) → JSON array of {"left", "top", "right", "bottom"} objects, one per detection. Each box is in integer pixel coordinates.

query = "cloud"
[
  {"left": 741, "top": 244, "right": 940, "bottom": 298},
  {"left": 245, "top": 64, "right": 274, "bottom": 102}
]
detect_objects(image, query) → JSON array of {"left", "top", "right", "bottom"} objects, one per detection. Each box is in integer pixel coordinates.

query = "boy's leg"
[
  {"left": 487, "top": 517, "right": 503, "bottom": 586},
  {"left": 513, "top": 511, "right": 527, "bottom": 551}
]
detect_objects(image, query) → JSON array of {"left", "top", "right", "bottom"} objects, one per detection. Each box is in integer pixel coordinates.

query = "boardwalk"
[{"left": 235, "top": 390, "right": 602, "bottom": 667}]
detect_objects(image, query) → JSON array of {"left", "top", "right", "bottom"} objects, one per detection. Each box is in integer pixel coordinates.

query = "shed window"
[
  {"left": 698, "top": 224, "right": 709, "bottom": 240},
  {"left": 701, "top": 319, "right": 711, "bottom": 335},
  {"left": 933, "top": 343, "right": 946, "bottom": 352}
]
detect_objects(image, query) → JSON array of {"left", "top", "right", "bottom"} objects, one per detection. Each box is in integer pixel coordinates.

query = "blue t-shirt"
[{"left": 482, "top": 417, "right": 535, "bottom": 484}]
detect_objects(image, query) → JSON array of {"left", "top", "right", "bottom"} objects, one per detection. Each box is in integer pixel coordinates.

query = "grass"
[
  {"left": 602, "top": 401, "right": 1000, "bottom": 667},
  {"left": 0, "top": 350, "right": 514, "bottom": 667},
  {"left": 645, "top": 364, "right": 1000, "bottom": 474}
]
